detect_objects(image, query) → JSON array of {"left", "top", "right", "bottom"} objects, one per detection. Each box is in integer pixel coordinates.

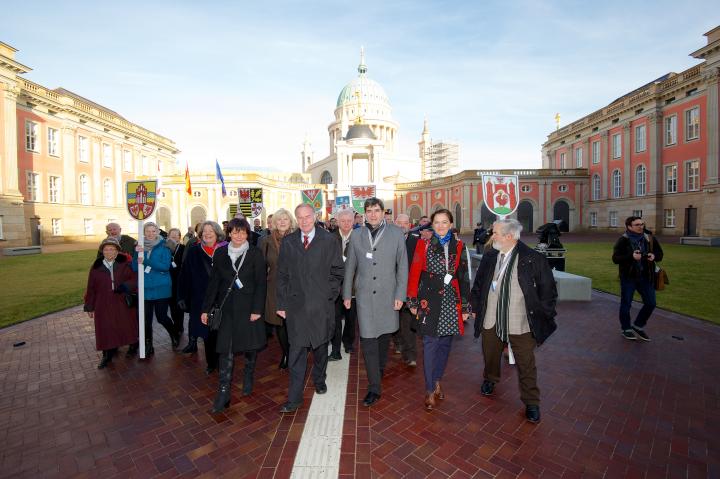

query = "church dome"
[{"left": 335, "top": 49, "right": 391, "bottom": 111}]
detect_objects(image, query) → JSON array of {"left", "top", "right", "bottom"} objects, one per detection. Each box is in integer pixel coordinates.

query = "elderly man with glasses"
[{"left": 612, "top": 216, "right": 664, "bottom": 341}]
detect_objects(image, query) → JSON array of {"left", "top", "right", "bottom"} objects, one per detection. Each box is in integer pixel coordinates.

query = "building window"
[
  {"left": 521, "top": 185, "right": 531, "bottom": 193},
  {"left": 632, "top": 209, "right": 643, "bottom": 218},
  {"left": 665, "top": 164, "right": 677, "bottom": 193},
  {"left": 78, "top": 136, "right": 89, "bottom": 162},
  {"left": 141, "top": 155, "right": 149, "bottom": 175},
  {"left": 612, "top": 133, "right": 621, "bottom": 159},
  {"left": 612, "top": 170, "right": 622, "bottom": 198},
  {"left": 123, "top": 150, "right": 132, "bottom": 172},
  {"left": 664, "top": 209, "right": 675, "bottom": 228},
  {"left": 0, "top": 216, "right": 4, "bottom": 240},
  {"left": 559, "top": 152, "right": 566, "bottom": 169},
  {"left": 589, "top": 211, "right": 597, "bottom": 227},
  {"left": 609, "top": 211, "right": 618, "bottom": 227},
  {"left": 103, "top": 178, "right": 113, "bottom": 205},
  {"left": 635, "top": 165, "right": 646, "bottom": 197},
  {"left": 685, "top": 107, "right": 700, "bottom": 141},
  {"left": 102, "top": 143, "right": 112, "bottom": 168},
  {"left": 193, "top": 191, "right": 202, "bottom": 197},
  {"left": 665, "top": 115, "right": 677, "bottom": 145},
  {"left": 635, "top": 124, "right": 646, "bottom": 152},
  {"left": 49, "top": 176, "right": 61, "bottom": 203},
  {"left": 592, "top": 141, "right": 600, "bottom": 164},
  {"left": 26, "top": 172, "right": 40, "bottom": 201},
  {"left": 574, "top": 147, "right": 583, "bottom": 168},
  {"left": 84, "top": 218, "right": 94, "bottom": 235},
  {"left": 229, "top": 190, "right": 238, "bottom": 197},
  {"left": 51, "top": 218, "right": 62, "bottom": 236},
  {"left": 558, "top": 184, "right": 568, "bottom": 193},
  {"left": 25, "top": 120, "right": 39, "bottom": 152},
  {"left": 685, "top": 160, "right": 700, "bottom": 191},
  {"left": 592, "top": 174, "right": 601, "bottom": 200},
  {"left": 48, "top": 127, "right": 59, "bottom": 156},
  {"left": 79, "top": 174, "right": 90, "bottom": 205}
]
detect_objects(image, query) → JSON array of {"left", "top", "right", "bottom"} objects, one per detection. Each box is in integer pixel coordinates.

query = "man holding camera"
[{"left": 612, "top": 216, "right": 664, "bottom": 341}]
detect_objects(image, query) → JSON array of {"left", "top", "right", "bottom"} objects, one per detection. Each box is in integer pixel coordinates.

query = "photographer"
[{"left": 612, "top": 216, "right": 663, "bottom": 341}]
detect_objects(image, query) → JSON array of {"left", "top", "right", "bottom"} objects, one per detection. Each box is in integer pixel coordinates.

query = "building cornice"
[{"left": 394, "top": 168, "right": 589, "bottom": 190}]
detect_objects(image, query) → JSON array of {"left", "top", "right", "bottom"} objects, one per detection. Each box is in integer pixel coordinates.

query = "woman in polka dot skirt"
[{"left": 407, "top": 208, "right": 470, "bottom": 411}]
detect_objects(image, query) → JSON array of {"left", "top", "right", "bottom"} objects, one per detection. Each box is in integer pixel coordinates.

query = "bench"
[
  {"left": 3, "top": 246, "right": 42, "bottom": 256},
  {"left": 680, "top": 237, "right": 720, "bottom": 247}
]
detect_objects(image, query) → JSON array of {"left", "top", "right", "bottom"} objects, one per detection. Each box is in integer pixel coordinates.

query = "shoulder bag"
[
  {"left": 207, "top": 251, "right": 246, "bottom": 330},
  {"left": 647, "top": 234, "right": 669, "bottom": 290}
]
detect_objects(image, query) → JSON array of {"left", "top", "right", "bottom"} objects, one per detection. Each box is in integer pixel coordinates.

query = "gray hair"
[
  {"left": 143, "top": 221, "right": 158, "bottom": 233},
  {"left": 167, "top": 227, "right": 181, "bottom": 237},
  {"left": 200, "top": 220, "right": 225, "bottom": 241},
  {"left": 335, "top": 209, "right": 354, "bottom": 220},
  {"left": 494, "top": 218, "right": 523, "bottom": 240},
  {"left": 271, "top": 208, "right": 297, "bottom": 232},
  {"left": 295, "top": 203, "right": 315, "bottom": 217}
]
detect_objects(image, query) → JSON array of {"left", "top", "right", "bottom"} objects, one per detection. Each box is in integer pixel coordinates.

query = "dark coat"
[
  {"left": 83, "top": 255, "right": 139, "bottom": 350},
  {"left": 470, "top": 241, "right": 558, "bottom": 345},
  {"left": 612, "top": 232, "right": 663, "bottom": 282},
  {"left": 276, "top": 228, "right": 345, "bottom": 348},
  {"left": 202, "top": 245, "right": 267, "bottom": 354},
  {"left": 169, "top": 243, "right": 185, "bottom": 296},
  {"left": 178, "top": 243, "right": 218, "bottom": 339},
  {"left": 259, "top": 233, "right": 284, "bottom": 326},
  {"left": 473, "top": 227, "right": 487, "bottom": 245}
]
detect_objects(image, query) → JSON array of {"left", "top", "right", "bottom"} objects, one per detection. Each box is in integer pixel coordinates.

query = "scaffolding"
[{"left": 423, "top": 141, "right": 459, "bottom": 180}]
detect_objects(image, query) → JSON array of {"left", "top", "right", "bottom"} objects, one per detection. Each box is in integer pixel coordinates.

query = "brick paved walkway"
[{"left": 1, "top": 292, "right": 718, "bottom": 478}]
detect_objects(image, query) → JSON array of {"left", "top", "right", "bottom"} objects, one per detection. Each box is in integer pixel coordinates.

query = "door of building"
[
  {"left": 30, "top": 217, "right": 41, "bottom": 246},
  {"left": 684, "top": 207, "right": 698, "bottom": 237}
]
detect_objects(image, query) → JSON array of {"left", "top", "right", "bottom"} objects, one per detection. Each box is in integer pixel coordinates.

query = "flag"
[
  {"left": 351, "top": 185, "right": 376, "bottom": 211},
  {"left": 215, "top": 159, "right": 227, "bottom": 197},
  {"left": 301, "top": 188, "right": 323, "bottom": 211},
  {"left": 184, "top": 162, "right": 192, "bottom": 196}
]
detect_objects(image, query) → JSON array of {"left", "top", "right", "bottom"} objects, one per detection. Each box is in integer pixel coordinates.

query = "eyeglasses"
[{"left": 631, "top": 223, "right": 644, "bottom": 227}]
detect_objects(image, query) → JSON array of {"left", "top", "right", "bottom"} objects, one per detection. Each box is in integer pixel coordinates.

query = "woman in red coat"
[
  {"left": 407, "top": 209, "right": 470, "bottom": 411},
  {"left": 84, "top": 237, "right": 139, "bottom": 369}
]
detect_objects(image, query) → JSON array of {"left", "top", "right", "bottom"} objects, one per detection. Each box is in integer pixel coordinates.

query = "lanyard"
[
  {"left": 103, "top": 260, "right": 115, "bottom": 290},
  {"left": 230, "top": 251, "right": 247, "bottom": 273},
  {"left": 367, "top": 225, "right": 385, "bottom": 251}
]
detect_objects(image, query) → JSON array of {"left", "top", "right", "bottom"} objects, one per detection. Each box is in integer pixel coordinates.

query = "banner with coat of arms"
[
  {"left": 126, "top": 180, "right": 158, "bottom": 220},
  {"left": 481, "top": 174, "right": 519, "bottom": 217},
  {"left": 238, "top": 188, "right": 263, "bottom": 218},
  {"left": 335, "top": 196, "right": 350, "bottom": 211},
  {"left": 351, "top": 185, "right": 376, "bottom": 211},
  {"left": 301, "top": 188, "right": 323, "bottom": 211}
]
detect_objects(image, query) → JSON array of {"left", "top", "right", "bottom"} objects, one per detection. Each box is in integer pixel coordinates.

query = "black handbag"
[
  {"left": 124, "top": 293, "right": 138, "bottom": 308},
  {"left": 207, "top": 252, "right": 245, "bottom": 331}
]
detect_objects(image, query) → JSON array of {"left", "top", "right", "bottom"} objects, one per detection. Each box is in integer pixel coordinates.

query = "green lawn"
[
  {"left": 0, "top": 250, "right": 97, "bottom": 328},
  {"left": 562, "top": 242, "right": 720, "bottom": 323}
]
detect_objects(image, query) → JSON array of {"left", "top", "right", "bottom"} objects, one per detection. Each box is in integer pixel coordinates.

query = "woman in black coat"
[
  {"left": 201, "top": 218, "right": 267, "bottom": 414},
  {"left": 166, "top": 228, "right": 186, "bottom": 337}
]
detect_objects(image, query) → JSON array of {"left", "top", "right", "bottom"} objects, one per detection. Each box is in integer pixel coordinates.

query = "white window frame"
[
  {"left": 592, "top": 141, "right": 600, "bottom": 164},
  {"left": 559, "top": 152, "right": 566, "bottom": 169},
  {"left": 592, "top": 174, "right": 601, "bottom": 200},
  {"left": 609, "top": 211, "right": 618, "bottom": 227},
  {"left": 612, "top": 170, "right": 622, "bottom": 198},
  {"left": 635, "top": 124, "right": 646, "bottom": 153},
  {"left": 123, "top": 149, "right": 132, "bottom": 172},
  {"left": 685, "top": 160, "right": 700, "bottom": 191},
  {"left": 632, "top": 209, "right": 643, "bottom": 218},
  {"left": 685, "top": 107, "right": 700, "bottom": 141},
  {"left": 665, "top": 164, "right": 677, "bottom": 193},
  {"left": 49, "top": 176, "right": 61, "bottom": 203},
  {"left": 558, "top": 184, "right": 568, "bottom": 193},
  {"left": 79, "top": 174, "right": 90, "bottom": 205},
  {"left": 102, "top": 143, "right": 113, "bottom": 168},
  {"left": 51, "top": 218, "right": 62, "bottom": 236},
  {"left": 193, "top": 190, "right": 202, "bottom": 197},
  {"left": 84, "top": 218, "right": 94, "bottom": 235},
  {"left": 26, "top": 171, "right": 40, "bottom": 202},
  {"left": 48, "top": 127, "right": 59, "bottom": 156},
  {"left": 103, "top": 178, "right": 113, "bottom": 205},
  {"left": 78, "top": 136, "right": 89, "bottom": 162},
  {"left": 665, "top": 115, "right": 677, "bottom": 146},
  {"left": 574, "top": 147, "right": 583, "bottom": 168},
  {"left": 25, "top": 120, "right": 39, "bottom": 152},
  {"left": 612, "top": 133, "right": 622, "bottom": 159},
  {"left": 664, "top": 209, "right": 676, "bottom": 228},
  {"left": 590, "top": 211, "right": 597, "bottom": 227},
  {"left": 635, "top": 165, "right": 646, "bottom": 197},
  {"left": 521, "top": 184, "right": 532, "bottom": 193}
]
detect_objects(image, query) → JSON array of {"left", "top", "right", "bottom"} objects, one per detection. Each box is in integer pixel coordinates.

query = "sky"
[{"left": 3, "top": 1, "right": 717, "bottom": 174}]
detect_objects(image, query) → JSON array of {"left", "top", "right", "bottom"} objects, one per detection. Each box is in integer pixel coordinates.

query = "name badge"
[
  {"left": 491, "top": 280, "right": 497, "bottom": 292},
  {"left": 342, "top": 255, "right": 347, "bottom": 262},
  {"left": 366, "top": 252, "right": 373, "bottom": 259},
  {"left": 171, "top": 261, "right": 177, "bottom": 268},
  {"left": 144, "top": 266, "right": 152, "bottom": 274},
  {"left": 444, "top": 274, "right": 453, "bottom": 285},
  {"left": 235, "top": 278, "right": 243, "bottom": 289}
]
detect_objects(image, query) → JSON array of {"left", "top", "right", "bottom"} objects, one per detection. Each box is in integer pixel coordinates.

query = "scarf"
[
  {"left": 365, "top": 219, "right": 386, "bottom": 239},
  {"left": 202, "top": 240, "right": 227, "bottom": 257},
  {"left": 495, "top": 247, "right": 519, "bottom": 342},
  {"left": 143, "top": 236, "right": 161, "bottom": 252},
  {"left": 228, "top": 241, "right": 249, "bottom": 265},
  {"left": 103, "top": 259, "right": 115, "bottom": 290},
  {"left": 434, "top": 230, "right": 453, "bottom": 246}
]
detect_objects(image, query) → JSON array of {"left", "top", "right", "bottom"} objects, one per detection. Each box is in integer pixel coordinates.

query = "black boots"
[
  {"left": 182, "top": 337, "right": 198, "bottom": 354},
  {"left": 242, "top": 351, "right": 257, "bottom": 396},
  {"left": 144, "top": 339, "right": 155, "bottom": 356},
  {"left": 211, "top": 352, "right": 234, "bottom": 413},
  {"left": 125, "top": 343, "right": 138, "bottom": 358},
  {"left": 98, "top": 349, "right": 115, "bottom": 369},
  {"left": 278, "top": 354, "right": 288, "bottom": 370}
]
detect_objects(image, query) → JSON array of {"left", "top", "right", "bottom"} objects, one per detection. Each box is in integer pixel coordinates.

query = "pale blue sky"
[{"left": 3, "top": 1, "right": 716, "bottom": 173}]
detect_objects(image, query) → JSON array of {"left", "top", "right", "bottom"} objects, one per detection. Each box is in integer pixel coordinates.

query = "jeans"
[
  {"left": 422, "top": 335, "right": 452, "bottom": 392},
  {"left": 619, "top": 276, "right": 656, "bottom": 330}
]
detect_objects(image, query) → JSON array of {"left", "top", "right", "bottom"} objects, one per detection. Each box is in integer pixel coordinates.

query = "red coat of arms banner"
[
  {"left": 351, "top": 185, "right": 376, "bottom": 211},
  {"left": 481, "top": 174, "right": 519, "bottom": 216},
  {"left": 301, "top": 188, "right": 323, "bottom": 211},
  {"left": 126, "top": 181, "right": 157, "bottom": 220}
]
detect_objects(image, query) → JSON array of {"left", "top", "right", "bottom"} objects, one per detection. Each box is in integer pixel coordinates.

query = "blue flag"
[{"left": 215, "top": 159, "right": 227, "bottom": 197}]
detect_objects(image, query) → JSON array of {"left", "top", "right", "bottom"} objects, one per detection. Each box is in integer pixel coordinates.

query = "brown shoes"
[
  {"left": 424, "top": 392, "right": 436, "bottom": 411},
  {"left": 433, "top": 381, "right": 445, "bottom": 400}
]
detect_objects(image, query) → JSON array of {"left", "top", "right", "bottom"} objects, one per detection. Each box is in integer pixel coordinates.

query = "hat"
[{"left": 99, "top": 237, "right": 121, "bottom": 251}]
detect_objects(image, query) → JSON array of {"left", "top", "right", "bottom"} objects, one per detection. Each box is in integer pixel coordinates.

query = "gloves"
[{"left": 177, "top": 300, "right": 187, "bottom": 311}]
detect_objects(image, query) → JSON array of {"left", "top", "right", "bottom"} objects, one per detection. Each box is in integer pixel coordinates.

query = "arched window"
[
  {"left": 320, "top": 170, "right": 333, "bottom": 184},
  {"left": 103, "top": 178, "right": 113, "bottom": 205},
  {"left": 635, "top": 164, "right": 646, "bottom": 197},
  {"left": 592, "top": 174, "right": 601, "bottom": 200},
  {"left": 612, "top": 170, "right": 622, "bottom": 198},
  {"left": 79, "top": 174, "right": 90, "bottom": 205}
]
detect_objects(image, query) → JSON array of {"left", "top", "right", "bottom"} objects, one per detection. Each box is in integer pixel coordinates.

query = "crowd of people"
[{"left": 82, "top": 201, "right": 665, "bottom": 423}]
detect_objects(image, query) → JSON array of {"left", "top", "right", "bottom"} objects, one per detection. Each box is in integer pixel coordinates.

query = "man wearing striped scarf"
[{"left": 470, "top": 219, "right": 557, "bottom": 423}]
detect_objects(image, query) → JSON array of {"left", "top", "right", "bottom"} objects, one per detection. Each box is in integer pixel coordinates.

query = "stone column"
[
  {"left": 600, "top": 132, "right": 609, "bottom": 199},
  {"left": 623, "top": 122, "right": 631, "bottom": 197},
  {"left": 704, "top": 68, "right": 719, "bottom": 185},
  {"left": 647, "top": 109, "right": 663, "bottom": 195},
  {"left": 538, "top": 181, "right": 546, "bottom": 224},
  {"left": 0, "top": 83, "right": 21, "bottom": 196},
  {"left": 61, "top": 125, "right": 77, "bottom": 202}
]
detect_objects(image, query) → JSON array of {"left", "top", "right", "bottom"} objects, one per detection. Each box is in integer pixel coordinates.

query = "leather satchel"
[{"left": 655, "top": 265, "right": 669, "bottom": 291}]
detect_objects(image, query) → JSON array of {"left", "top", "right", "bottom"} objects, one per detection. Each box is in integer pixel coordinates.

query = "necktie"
[
  {"left": 495, "top": 254, "right": 505, "bottom": 280},
  {"left": 303, "top": 235, "right": 309, "bottom": 249}
]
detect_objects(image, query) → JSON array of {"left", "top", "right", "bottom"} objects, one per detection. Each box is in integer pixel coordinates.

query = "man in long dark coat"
[{"left": 276, "top": 203, "right": 345, "bottom": 413}]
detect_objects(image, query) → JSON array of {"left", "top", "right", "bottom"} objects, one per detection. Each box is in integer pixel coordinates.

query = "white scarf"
[
  {"left": 103, "top": 259, "right": 115, "bottom": 290},
  {"left": 228, "top": 242, "right": 249, "bottom": 266}
]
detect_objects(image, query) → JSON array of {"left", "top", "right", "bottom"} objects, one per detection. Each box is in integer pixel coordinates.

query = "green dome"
[{"left": 336, "top": 76, "right": 390, "bottom": 109}]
